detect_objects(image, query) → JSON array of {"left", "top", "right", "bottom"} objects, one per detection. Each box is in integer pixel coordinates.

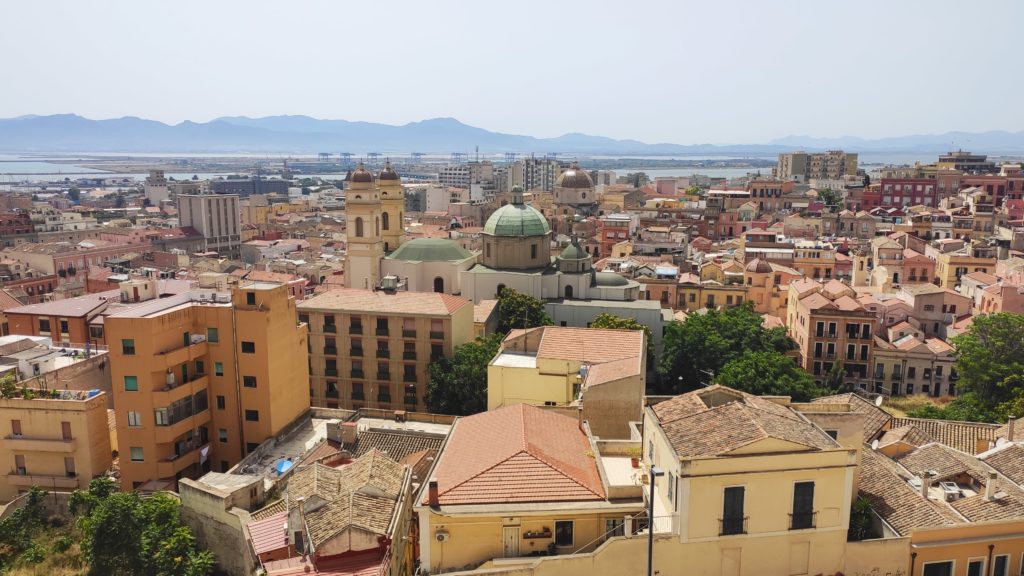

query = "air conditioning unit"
[{"left": 435, "top": 531, "right": 450, "bottom": 543}]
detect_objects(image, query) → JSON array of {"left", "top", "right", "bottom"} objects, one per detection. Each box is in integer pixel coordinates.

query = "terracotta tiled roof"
[
  {"left": 298, "top": 288, "right": 470, "bottom": 316},
  {"left": 250, "top": 498, "right": 287, "bottom": 521},
  {"left": 653, "top": 385, "right": 838, "bottom": 458},
  {"left": 889, "top": 418, "right": 998, "bottom": 454},
  {"left": 858, "top": 448, "right": 959, "bottom": 535},
  {"left": 246, "top": 511, "right": 290, "bottom": 556},
  {"left": 878, "top": 425, "right": 933, "bottom": 450},
  {"left": 812, "top": 393, "right": 892, "bottom": 442},
  {"left": 981, "top": 444, "right": 1024, "bottom": 487},
  {"left": 341, "top": 429, "right": 445, "bottom": 463},
  {"left": 427, "top": 404, "right": 605, "bottom": 506},
  {"left": 263, "top": 550, "right": 383, "bottom": 576},
  {"left": 536, "top": 327, "right": 644, "bottom": 365}
]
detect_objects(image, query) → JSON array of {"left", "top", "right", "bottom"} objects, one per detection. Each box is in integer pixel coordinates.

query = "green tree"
[
  {"left": 952, "top": 313, "right": 1024, "bottom": 415},
  {"left": 847, "top": 496, "right": 875, "bottom": 541},
  {"left": 426, "top": 334, "right": 503, "bottom": 416},
  {"left": 497, "top": 287, "right": 552, "bottom": 333},
  {"left": 716, "top": 351, "right": 823, "bottom": 401},
  {"left": 67, "top": 187, "right": 81, "bottom": 202},
  {"left": 817, "top": 187, "right": 842, "bottom": 212},
  {"left": 659, "top": 302, "right": 793, "bottom": 393}
]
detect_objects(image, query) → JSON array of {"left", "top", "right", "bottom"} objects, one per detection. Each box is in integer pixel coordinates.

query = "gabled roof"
[
  {"left": 981, "top": 443, "right": 1024, "bottom": 487},
  {"left": 811, "top": 393, "right": 892, "bottom": 442},
  {"left": 878, "top": 425, "right": 934, "bottom": 450},
  {"left": 426, "top": 404, "right": 605, "bottom": 506},
  {"left": 653, "top": 385, "right": 838, "bottom": 458},
  {"left": 858, "top": 448, "right": 960, "bottom": 535},
  {"left": 889, "top": 418, "right": 998, "bottom": 454}
]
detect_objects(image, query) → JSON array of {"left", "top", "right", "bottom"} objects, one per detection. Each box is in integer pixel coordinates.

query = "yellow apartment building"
[
  {"left": 0, "top": 388, "right": 111, "bottom": 501},
  {"left": 104, "top": 282, "right": 309, "bottom": 490},
  {"left": 934, "top": 251, "right": 997, "bottom": 289},
  {"left": 487, "top": 326, "right": 645, "bottom": 439},
  {"left": 297, "top": 288, "right": 473, "bottom": 412}
]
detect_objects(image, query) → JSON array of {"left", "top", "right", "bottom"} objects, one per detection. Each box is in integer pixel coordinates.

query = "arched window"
[
  {"left": 382, "top": 212, "right": 390, "bottom": 231},
  {"left": 355, "top": 217, "right": 364, "bottom": 237},
  {"left": 565, "top": 285, "right": 573, "bottom": 299},
  {"left": 433, "top": 277, "right": 444, "bottom": 293}
]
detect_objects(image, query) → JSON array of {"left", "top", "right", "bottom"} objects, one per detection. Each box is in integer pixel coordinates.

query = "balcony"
[
  {"left": 402, "top": 330, "right": 416, "bottom": 338},
  {"left": 156, "top": 339, "right": 209, "bottom": 370},
  {"left": 404, "top": 394, "right": 418, "bottom": 406},
  {"left": 404, "top": 373, "right": 417, "bottom": 383},
  {"left": 7, "top": 472, "right": 79, "bottom": 490},
  {"left": 348, "top": 326, "right": 363, "bottom": 335},
  {"left": 403, "top": 351, "right": 417, "bottom": 361},
  {"left": 719, "top": 516, "right": 748, "bottom": 536},
  {"left": 323, "top": 346, "right": 338, "bottom": 355},
  {"left": 350, "top": 348, "right": 363, "bottom": 357},
  {"left": 157, "top": 442, "right": 211, "bottom": 479},
  {"left": 789, "top": 511, "right": 816, "bottom": 530},
  {"left": 376, "top": 372, "right": 391, "bottom": 381},
  {"left": 153, "top": 374, "right": 209, "bottom": 405},
  {"left": 377, "top": 395, "right": 392, "bottom": 404},
  {"left": 5, "top": 435, "right": 76, "bottom": 453},
  {"left": 325, "top": 389, "right": 339, "bottom": 399},
  {"left": 429, "top": 331, "right": 444, "bottom": 340},
  {"left": 325, "top": 368, "right": 339, "bottom": 377},
  {"left": 323, "top": 324, "right": 337, "bottom": 334},
  {"left": 375, "top": 328, "right": 390, "bottom": 337},
  {"left": 376, "top": 349, "right": 390, "bottom": 359},
  {"left": 351, "top": 369, "right": 364, "bottom": 379},
  {"left": 154, "top": 409, "right": 210, "bottom": 444}
]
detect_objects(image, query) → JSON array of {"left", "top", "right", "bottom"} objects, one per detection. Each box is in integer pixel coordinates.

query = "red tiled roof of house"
[
  {"left": 536, "top": 327, "right": 643, "bottom": 365},
  {"left": 246, "top": 511, "right": 290, "bottom": 557},
  {"left": 298, "top": 288, "right": 470, "bottom": 316},
  {"left": 426, "top": 404, "right": 605, "bottom": 506}
]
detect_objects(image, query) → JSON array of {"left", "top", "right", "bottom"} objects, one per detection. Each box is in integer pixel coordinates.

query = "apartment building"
[
  {"left": 787, "top": 279, "right": 877, "bottom": 386},
  {"left": 872, "top": 323, "right": 956, "bottom": 397},
  {"left": 104, "top": 282, "right": 309, "bottom": 490},
  {"left": 297, "top": 288, "right": 473, "bottom": 412},
  {"left": 177, "top": 193, "right": 242, "bottom": 257},
  {"left": 793, "top": 240, "right": 836, "bottom": 280},
  {"left": 777, "top": 151, "right": 858, "bottom": 182},
  {"left": 0, "top": 388, "right": 111, "bottom": 501}
]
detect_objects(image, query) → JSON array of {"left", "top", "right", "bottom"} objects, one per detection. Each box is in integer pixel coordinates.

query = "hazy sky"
[{"left": 2, "top": 0, "right": 1022, "bottom": 144}]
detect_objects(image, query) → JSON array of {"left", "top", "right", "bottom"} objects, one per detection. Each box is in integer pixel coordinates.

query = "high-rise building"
[
  {"left": 104, "top": 282, "right": 309, "bottom": 490},
  {"left": 777, "top": 151, "right": 858, "bottom": 182},
  {"left": 520, "top": 157, "right": 562, "bottom": 192},
  {"left": 143, "top": 170, "right": 169, "bottom": 205},
  {"left": 177, "top": 193, "right": 242, "bottom": 257},
  {"left": 297, "top": 288, "right": 473, "bottom": 412}
]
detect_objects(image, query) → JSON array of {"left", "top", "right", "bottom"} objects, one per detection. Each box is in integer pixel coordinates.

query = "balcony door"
[{"left": 502, "top": 526, "right": 520, "bottom": 558}]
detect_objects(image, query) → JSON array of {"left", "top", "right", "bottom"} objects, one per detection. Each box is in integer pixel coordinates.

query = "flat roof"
[{"left": 492, "top": 351, "right": 538, "bottom": 368}]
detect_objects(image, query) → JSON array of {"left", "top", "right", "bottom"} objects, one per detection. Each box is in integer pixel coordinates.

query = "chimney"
[
  {"left": 986, "top": 472, "right": 999, "bottom": 501},
  {"left": 1009, "top": 420, "right": 1016, "bottom": 443},
  {"left": 428, "top": 478, "right": 439, "bottom": 507},
  {"left": 340, "top": 421, "right": 358, "bottom": 445},
  {"left": 919, "top": 473, "right": 929, "bottom": 498}
]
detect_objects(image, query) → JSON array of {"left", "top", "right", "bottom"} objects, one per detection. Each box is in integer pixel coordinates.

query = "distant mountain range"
[{"left": 1, "top": 114, "right": 1023, "bottom": 155}]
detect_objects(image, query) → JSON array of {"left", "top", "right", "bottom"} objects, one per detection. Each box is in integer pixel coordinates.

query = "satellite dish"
[
  {"left": 870, "top": 439, "right": 879, "bottom": 450},
  {"left": 996, "top": 437, "right": 1008, "bottom": 447},
  {"left": 874, "top": 395, "right": 884, "bottom": 407}
]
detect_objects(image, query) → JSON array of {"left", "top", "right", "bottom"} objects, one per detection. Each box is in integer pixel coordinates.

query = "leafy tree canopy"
[
  {"left": 426, "top": 334, "right": 503, "bottom": 416},
  {"left": 951, "top": 313, "right": 1024, "bottom": 420},
  {"left": 659, "top": 302, "right": 793, "bottom": 393},
  {"left": 716, "top": 350, "right": 824, "bottom": 401},
  {"left": 497, "top": 287, "right": 553, "bottom": 333},
  {"left": 591, "top": 313, "right": 655, "bottom": 365}
]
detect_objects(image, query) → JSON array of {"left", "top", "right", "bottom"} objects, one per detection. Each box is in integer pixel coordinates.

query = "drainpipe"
[
  {"left": 910, "top": 552, "right": 917, "bottom": 576},
  {"left": 987, "top": 544, "right": 994, "bottom": 576}
]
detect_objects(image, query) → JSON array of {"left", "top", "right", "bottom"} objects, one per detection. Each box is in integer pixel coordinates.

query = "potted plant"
[{"left": 627, "top": 447, "right": 642, "bottom": 468}]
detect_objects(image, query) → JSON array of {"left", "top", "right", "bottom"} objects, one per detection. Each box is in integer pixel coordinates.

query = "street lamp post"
[{"left": 648, "top": 465, "right": 664, "bottom": 576}]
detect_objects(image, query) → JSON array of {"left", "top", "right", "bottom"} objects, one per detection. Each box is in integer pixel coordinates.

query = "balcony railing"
[
  {"left": 323, "top": 324, "right": 337, "bottom": 333},
  {"left": 325, "top": 368, "right": 338, "bottom": 377},
  {"left": 351, "top": 391, "right": 365, "bottom": 401},
  {"left": 377, "top": 372, "right": 391, "bottom": 381},
  {"left": 719, "top": 516, "right": 748, "bottom": 536},
  {"left": 350, "top": 348, "right": 363, "bottom": 357},
  {"left": 323, "top": 346, "right": 337, "bottom": 355},
  {"left": 404, "top": 394, "right": 418, "bottom": 405},
  {"left": 351, "top": 369, "right": 364, "bottom": 379},
  {"left": 429, "top": 331, "right": 444, "bottom": 340},
  {"left": 403, "top": 351, "right": 417, "bottom": 360},
  {"left": 789, "top": 511, "right": 816, "bottom": 530},
  {"left": 404, "top": 373, "right": 417, "bottom": 383},
  {"left": 376, "top": 328, "right": 389, "bottom": 337},
  {"left": 402, "top": 330, "right": 416, "bottom": 338},
  {"left": 377, "top": 395, "right": 392, "bottom": 404},
  {"left": 349, "top": 326, "right": 363, "bottom": 335},
  {"left": 376, "top": 349, "right": 390, "bottom": 359},
  {"left": 326, "top": 389, "right": 339, "bottom": 399}
]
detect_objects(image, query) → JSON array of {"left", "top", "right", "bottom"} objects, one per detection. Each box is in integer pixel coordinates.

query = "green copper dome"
[
  {"left": 483, "top": 203, "right": 551, "bottom": 237},
  {"left": 386, "top": 238, "right": 472, "bottom": 261},
  {"left": 558, "top": 242, "right": 589, "bottom": 261}
]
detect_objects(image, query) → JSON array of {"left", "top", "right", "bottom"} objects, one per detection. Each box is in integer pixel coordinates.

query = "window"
[
  {"left": 554, "top": 521, "right": 573, "bottom": 547},
  {"left": 721, "top": 486, "right": 745, "bottom": 535},
  {"left": 127, "top": 412, "right": 141, "bottom": 427},
  {"left": 241, "top": 341, "right": 255, "bottom": 354},
  {"left": 10, "top": 420, "right": 20, "bottom": 436},
  {"left": 216, "top": 395, "right": 225, "bottom": 410},
  {"left": 966, "top": 559, "right": 984, "bottom": 576},
  {"left": 207, "top": 328, "right": 219, "bottom": 343},
  {"left": 218, "top": 429, "right": 228, "bottom": 443},
  {"left": 791, "top": 482, "right": 815, "bottom": 529},
  {"left": 121, "top": 339, "right": 135, "bottom": 355},
  {"left": 246, "top": 292, "right": 256, "bottom": 306},
  {"left": 215, "top": 362, "right": 224, "bottom": 376},
  {"left": 531, "top": 245, "right": 538, "bottom": 259},
  {"left": 604, "top": 519, "right": 625, "bottom": 538},
  {"left": 38, "top": 318, "right": 50, "bottom": 333},
  {"left": 245, "top": 410, "right": 259, "bottom": 422},
  {"left": 922, "top": 562, "right": 953, "bottom": 576},
  {"left": 243, "top": 376, "right": 257, "bottom": 388},
  {"left": 124, "top": 376, "right": 138, "bottom": 391},
  {"left": 129, "top": 447, "right": 144, "bottom": 462},
  {"left": 825, "top": 430, "right": 838, "bottom": 440},
  {"left": 992, "top": 555, "right": 1008, "bottom": 576}
]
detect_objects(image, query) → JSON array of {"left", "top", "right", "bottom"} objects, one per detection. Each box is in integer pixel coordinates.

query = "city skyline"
[{"left": 2, "top": 0, "right": 1023, "bottom": 144}]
